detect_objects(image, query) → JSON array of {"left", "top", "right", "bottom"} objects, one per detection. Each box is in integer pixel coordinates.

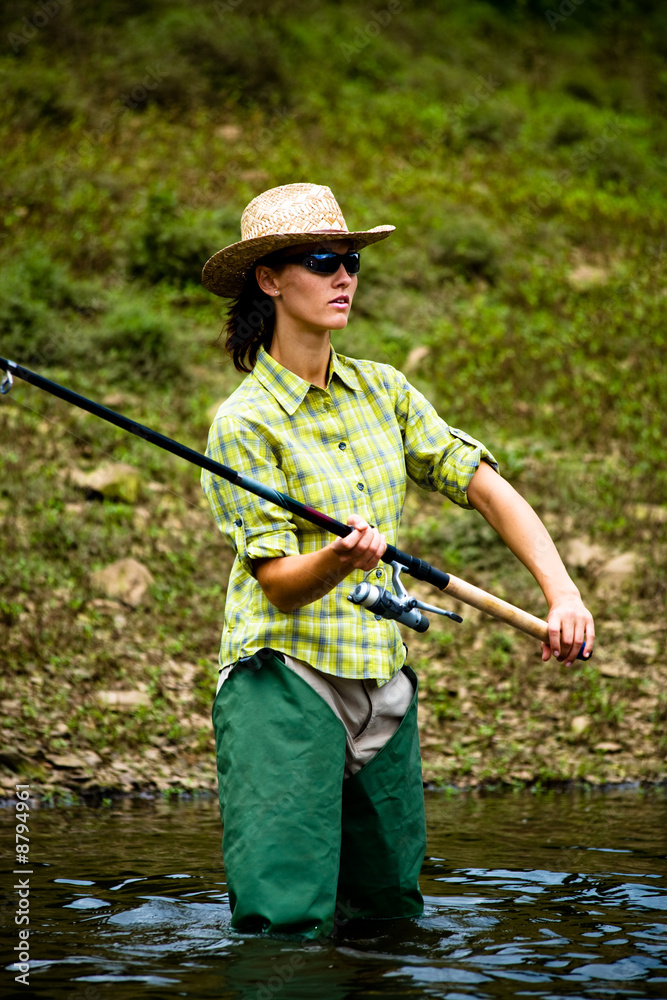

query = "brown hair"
[{"left": 219, "top": 252, "right": 291, "bottom": 373}]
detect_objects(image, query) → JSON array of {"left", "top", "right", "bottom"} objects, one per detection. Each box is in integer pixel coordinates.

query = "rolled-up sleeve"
[
  {"left": 201, "top": 415, "right": 300, "bottom": 575},
  {"left": 394, "top": 373, "right": 499, "bottom": 508}
]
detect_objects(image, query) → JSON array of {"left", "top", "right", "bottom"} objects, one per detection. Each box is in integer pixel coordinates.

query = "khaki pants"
[{"left": 217, "top": 653, "right": 413, "bottom": 777}]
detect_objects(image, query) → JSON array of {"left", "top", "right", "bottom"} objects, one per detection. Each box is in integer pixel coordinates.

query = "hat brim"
[{"left": 201, "top": 226, "right": 395, "bottom": 298}]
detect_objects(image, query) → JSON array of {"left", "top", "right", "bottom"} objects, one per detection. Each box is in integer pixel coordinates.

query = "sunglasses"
[{"left": 271, "top": 250, "right": 361, "bottom": 275}]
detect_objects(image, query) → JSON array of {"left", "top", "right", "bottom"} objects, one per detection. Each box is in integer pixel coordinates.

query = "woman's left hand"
[{"left": 542, "top": 593, "right": 595, "bottom": 666}]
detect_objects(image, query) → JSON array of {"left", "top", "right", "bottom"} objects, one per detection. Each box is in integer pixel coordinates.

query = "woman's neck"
[{"left": 269, "top": 327, "right": 332, "bottom": 388}]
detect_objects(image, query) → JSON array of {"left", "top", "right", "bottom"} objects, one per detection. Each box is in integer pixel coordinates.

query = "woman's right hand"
[{"left": 330, "top": 514, "right": 387, "bottom": 572}]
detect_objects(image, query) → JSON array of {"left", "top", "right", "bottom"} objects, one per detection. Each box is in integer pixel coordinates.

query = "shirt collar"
[
  {"left": 253, "top": 347, "right": 361, "bottom": 414},
  {"left": 329, "top": 349, "right": 362, "bottom": 393}
]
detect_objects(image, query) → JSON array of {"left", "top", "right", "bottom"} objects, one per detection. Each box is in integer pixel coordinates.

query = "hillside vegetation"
[{"left": 0, "top": 0, "right": 665, "bottom": 799}]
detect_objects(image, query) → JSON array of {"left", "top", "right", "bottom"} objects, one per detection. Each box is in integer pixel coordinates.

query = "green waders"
[{"left": 212, "top": 649, "right": 426, "bottom": 938}]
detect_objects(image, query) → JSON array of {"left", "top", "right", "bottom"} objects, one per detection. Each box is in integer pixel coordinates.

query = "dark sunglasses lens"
[
  {"left": 345, "top": 252, "right": 361, "bottom": 274},
  {"left": 304, "top": 252, "right": 360, "bottom": 274}
]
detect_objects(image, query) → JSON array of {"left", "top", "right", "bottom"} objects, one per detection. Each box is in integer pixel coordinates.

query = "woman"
[{"left": 200, "top": 182, "right": 594, "bottom": 938}]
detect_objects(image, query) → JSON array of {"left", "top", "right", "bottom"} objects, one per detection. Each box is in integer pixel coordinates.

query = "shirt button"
[
  {"left": 338, "top": 442, "right": 346, "bottom": 450},
  {"left": 376, "top": 570, "right": 382, "bottom": 578},
  {"left": 356, "top": 483, "right": 364, "bottom": 491},
  {"left": 234, "top": 518, "right": 243, "bottom": 527}
]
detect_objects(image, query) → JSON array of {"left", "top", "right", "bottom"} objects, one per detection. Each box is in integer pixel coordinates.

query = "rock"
[
  {"left": 403, "top": 345, "right": 430, "bottom": 374},
  {"left": 596, "top": 552, "right": 640, "bottom": 590},
  {"left": 88, "top": 598, "right": 125, "bottom": 613},
  {"left": 45, "top": 754, "right": 88, "bottom": 769},
  {"left": 0, "top": 748, "right": 25, "bottom": 771},
  {"left": 160, "top": 659, "right": 198, "bottom": 689},
  {"left": 70, "top": 462, "right": 141, "bottom": 504},
  {"left": 594, "top": 742, "right": 623, "bottom": 754},
  {"left": 183, "top": 713, "right": 211, "bottom": 731},
  {"left": 567, "top": 265, "right": 609, "bottom": 289},
  {"left": 626, "top": 639, "right": 658, "bottom": 665},
  {"left": 216, "top": 123, "right": 242, "bottom": 141},
  {"left": 571, "top": 715, "right": 592, "bottom": 736},
  {"left": 102, "top": 391, "right": 135, "bottom": 408},
  {"left": 110, "top": 760, "right": 134, "bottom": 773},
  {"left": 90, "top": 558, "right": 155, "bottom": 608},
  {"left": 599, "top": 661, "right": 630, "bottom": 679},
  {"left": 563, "top": 537, "right": 606, "bottom": 571},
  {"left": 95, "top": 690, "right": 151, "bottom": 710}
]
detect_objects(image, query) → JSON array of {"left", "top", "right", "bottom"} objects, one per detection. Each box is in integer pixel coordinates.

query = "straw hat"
[{"left": 202, "top": 182, "right": 395, "bottom": 297}]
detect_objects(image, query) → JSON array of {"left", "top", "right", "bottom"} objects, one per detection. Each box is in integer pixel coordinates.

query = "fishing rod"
[{"left": 0, "top": 356, "right": 588, "bottom": 656}]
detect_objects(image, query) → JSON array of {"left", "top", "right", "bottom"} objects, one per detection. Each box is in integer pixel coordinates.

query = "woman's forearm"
[
  {"left": 467, "top": 461, "right": 595, "bottom": 662},
  {"left": 254, "top": 514, "right": 387, "bottom": 613},
  {"left": 467, "top": 461, "right": 579, "bottom": 603},
  {"left": 254, "top": 546, "right": 352, "bottom": 612}
]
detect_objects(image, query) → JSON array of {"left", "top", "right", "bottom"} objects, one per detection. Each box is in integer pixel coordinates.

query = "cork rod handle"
[{"left": 442, "top": 573, "right": 549, "bottom": 644}]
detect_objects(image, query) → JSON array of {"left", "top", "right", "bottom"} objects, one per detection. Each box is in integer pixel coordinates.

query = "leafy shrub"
[
  {"left": 98, "top": 297, "right": 181, "bottom": 383},
  {"left": 88, "top": 5, "right": 295, "bottom": 112},
  {"left": 171, "top": 13, "right": 290, "bottom": 108},
  {"left": 0, "top": 249, "right": 91, "bottom": 364},
  {"left": 549, "top": 110, "right": 591, "bottom": 147},
  {"left": 561, "top": 75, "right": 604, "bottom": 107},
  {"left": 463, "top": 102, "right": 523, "bottom": 147},
  {"left": 592, "top": 141, "right": 650, "bottom": 189},
  {"left": 127, "top": 192, "right": 236, "bottom": 287},
  {"left": 426, "top": 212, "right": 504, "bottom": 282},
  {"left": 0, "top": 62, "right": 79, "bottom": 128}
]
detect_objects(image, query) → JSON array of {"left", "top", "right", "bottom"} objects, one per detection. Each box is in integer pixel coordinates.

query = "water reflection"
[{"left": 1, "top": 788, "right": 665, "bottom": 999}]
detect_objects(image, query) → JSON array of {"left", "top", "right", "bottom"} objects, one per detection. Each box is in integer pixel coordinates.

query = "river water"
[{"left": 2, "top": 787, "right": 666, "bottom": 999}]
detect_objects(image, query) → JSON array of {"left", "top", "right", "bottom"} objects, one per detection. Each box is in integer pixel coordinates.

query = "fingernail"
[{"left": 565, "top": 661, "right": 572, "bottom": 668}]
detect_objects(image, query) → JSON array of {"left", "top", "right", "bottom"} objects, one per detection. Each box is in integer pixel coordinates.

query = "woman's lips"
[{"left": 329, "top": 296, "right": 350, "bottom": 308}]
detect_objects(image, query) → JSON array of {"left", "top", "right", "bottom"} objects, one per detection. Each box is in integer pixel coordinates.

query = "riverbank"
[{"left": 1, "top": 433, "right": 664, "bottom": 804}]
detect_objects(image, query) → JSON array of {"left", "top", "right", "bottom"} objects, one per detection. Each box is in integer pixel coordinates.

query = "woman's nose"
[{"left": 333, "top": 264, "right": 352, "bottom": 283}]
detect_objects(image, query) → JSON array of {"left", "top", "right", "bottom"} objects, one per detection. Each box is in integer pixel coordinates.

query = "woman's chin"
[{"left": 328, "top": 313, "right": 350, "bottom": 330}]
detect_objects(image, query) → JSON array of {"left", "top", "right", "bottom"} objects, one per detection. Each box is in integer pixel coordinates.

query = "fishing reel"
[{"left": 348, "top": 561, "right": 463, "bottom": 633}]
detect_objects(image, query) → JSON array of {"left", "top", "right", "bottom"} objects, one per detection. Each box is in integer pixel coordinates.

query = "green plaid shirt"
[{"left": 202, "top": 347, "right": 497, "bottom": 682}]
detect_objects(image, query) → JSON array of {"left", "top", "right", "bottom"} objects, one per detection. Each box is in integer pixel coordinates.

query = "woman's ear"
[{"left": 255, "top": 265, "right": 280, "bottom": 297}]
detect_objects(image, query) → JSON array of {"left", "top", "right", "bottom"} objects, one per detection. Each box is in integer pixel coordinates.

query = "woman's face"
[{"left": 256, "top": 240, "right": 357, "bottom": 335}]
